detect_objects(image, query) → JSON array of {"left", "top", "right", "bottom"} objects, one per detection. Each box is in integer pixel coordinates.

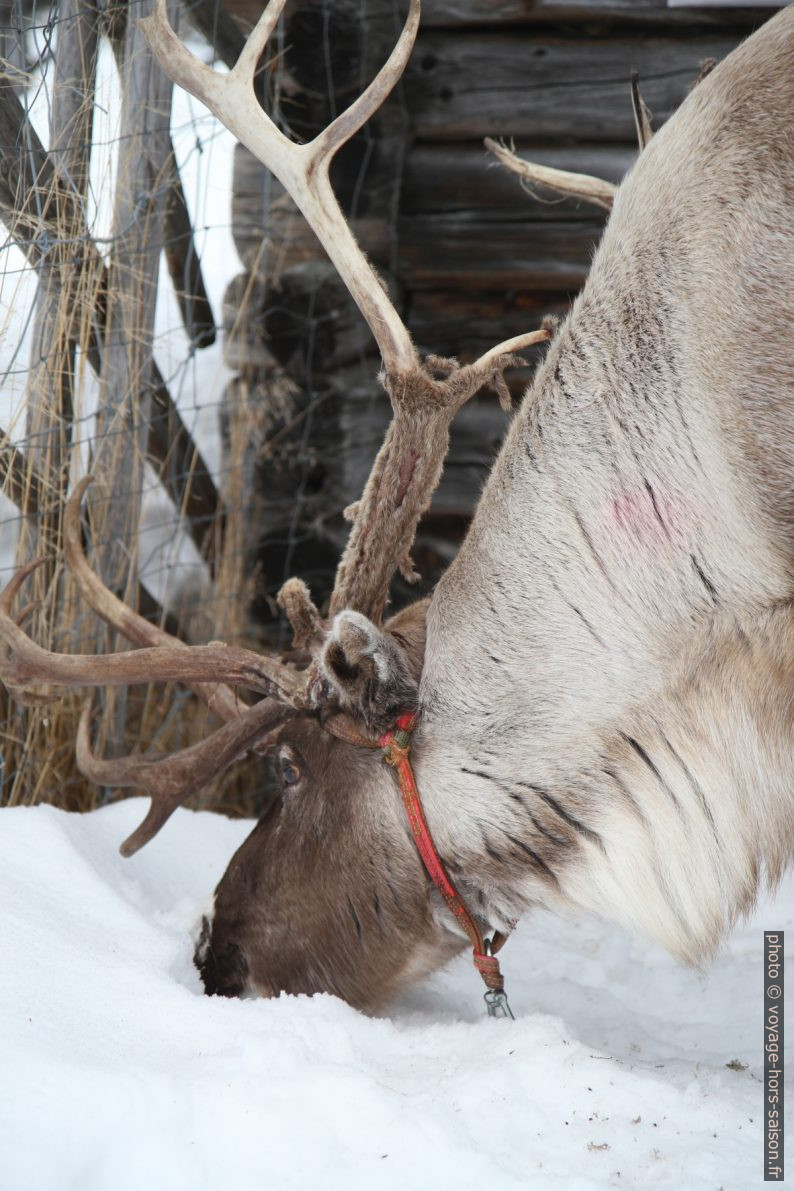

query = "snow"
[
  {"left": 0, "top": 25, "right": 789, "bottom": 1191},
  {"left": 1, "top": 800, "right": 787, "bottom": 1190}
]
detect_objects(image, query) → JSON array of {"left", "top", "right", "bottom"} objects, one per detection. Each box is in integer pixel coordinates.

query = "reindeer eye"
[{"left": 279, "top": 754, "right": 302, "bottom": 787}]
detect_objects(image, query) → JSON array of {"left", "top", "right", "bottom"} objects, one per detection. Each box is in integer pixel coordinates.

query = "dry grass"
[
  {"left": 1, "top": 169, "right": 267, "bottom": 826},
  {"left": 0, "top": 406, "right": 268, "bottom": 822},
  {"left": 0, "top": 25, "right": 284, "bottom": 826}
]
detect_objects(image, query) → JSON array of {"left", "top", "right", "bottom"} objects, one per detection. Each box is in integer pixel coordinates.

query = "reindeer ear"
[{"left": 319, "top": 610, "right": 420, "bottom": 731}]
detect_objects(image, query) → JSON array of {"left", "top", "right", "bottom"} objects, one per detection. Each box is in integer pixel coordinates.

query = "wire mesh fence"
[
  {"left": 0, "top": 0, "right": 282, "bottom": 813},
  {"left": 1, "top": 0, "right": 767, "bottom": 813}
]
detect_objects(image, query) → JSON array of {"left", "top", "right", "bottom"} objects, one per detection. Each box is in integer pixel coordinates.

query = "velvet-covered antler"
[
  {"left": 0, "top": 1, "right": 551, "bottom": 854},
  {"left": 0, "top": 479, "right": 301, "bottom": 853},
  {"left": 143, "top": 0, "right": 549, "bottom": 627}
]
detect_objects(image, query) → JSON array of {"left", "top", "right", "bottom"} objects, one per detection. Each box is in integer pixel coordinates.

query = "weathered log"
[
  {"left": 223, "top": 261, "right": 399, "bottom": 378},
  {"left": 221, "top": 271, "right": 270, "bottom": 372},
  {"left": 234, "top": 142, "right": 628, "bottom": 247},
  {"left": 232, "top": 138, "right": 401, "bottom": 269},
  {"left": 398, "top": 216, "right": 603, "bottom": 291},
  {"left": 226, "top": 366, "right": 346, "bottom": 628},
  {"left": 404, "top": 143, "right": 632, "bottom": 217},
  {"left": 20, "top": 0, "right": 100, "bottom": 576},
  {"left": 404, "top": 30, "right": 741, "bottom": 142},
  {"left": 409, "top": 289, "right": 571, "bottom": 360},
  {"left": 418, "top": 0, "right": 779, "bottom": 27},
  {"left": 232, "top": 165, "right": 394, "bottom": 275},
  {"left": 226, "top": 0, "right": 778, "bottom": 31},
  {"left": 225, "top": 270, "right": 569, "bottom": 375},
  {"left": 233, "top": 205, "right": 601, "bottom": 292},
  {"left": 89, "top": 0, "right": 175, "bottom": 598},
  {"left": 233, "top": 143, "right": 623, "bottom": 291}
]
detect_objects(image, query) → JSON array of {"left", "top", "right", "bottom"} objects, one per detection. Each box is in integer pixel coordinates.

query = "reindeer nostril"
[
  {"left": 194, "top": 919, "right": 250, "bottom": 999},
  {"left": 196, "top": 939, "right": 250, "bottom": 999}
]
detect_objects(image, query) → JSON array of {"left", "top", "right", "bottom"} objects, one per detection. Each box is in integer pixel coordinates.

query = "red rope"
[{"left": 380, "top": 712, "right": 507, "bottom": 994}]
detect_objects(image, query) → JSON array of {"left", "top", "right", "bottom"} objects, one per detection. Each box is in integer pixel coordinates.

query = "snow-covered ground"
[
  {"left": 0, "top": 799, "right": 787, "bottom": 1191},
  {"left": 1, "top": 23, "right": 790, "bottom": 1191}
]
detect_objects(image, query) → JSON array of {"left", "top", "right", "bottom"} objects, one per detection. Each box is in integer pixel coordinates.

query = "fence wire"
[
  {"left": 1, "top": 0, "right": 755, "bottom": 813},
  {"left": 0, "top": 0, "right": 403, "bottom": 814}
]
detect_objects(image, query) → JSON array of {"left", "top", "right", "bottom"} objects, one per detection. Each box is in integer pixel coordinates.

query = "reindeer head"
[
  {"left": 0, "top": 0, "right": 551, "bottom": 1010},
  {"left": 193, "top": 603, "right": 469, "bottom": 1010},
  {"left": 0, "top": 495, "right": 469, "bottom": 1010}
]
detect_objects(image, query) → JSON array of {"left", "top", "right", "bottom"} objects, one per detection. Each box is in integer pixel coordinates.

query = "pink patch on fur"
[{"left": 611, "top": 487, "right": 679, "bottom": 543}]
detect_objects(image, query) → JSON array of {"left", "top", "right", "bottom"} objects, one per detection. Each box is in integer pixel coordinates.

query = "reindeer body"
[
  {"left": 4, "top": 5, "right": 792, "bottom": 1012},
  {"left": 419, "top": 8, "right": 794, "bottom": 967},
  {"left": 194, "top": 11, "right": 794, "bottom": 1007}
]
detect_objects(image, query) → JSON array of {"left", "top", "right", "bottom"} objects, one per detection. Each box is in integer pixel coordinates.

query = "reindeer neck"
[{"left": 415, "top": 277, "right": 794, "bottom": 961}]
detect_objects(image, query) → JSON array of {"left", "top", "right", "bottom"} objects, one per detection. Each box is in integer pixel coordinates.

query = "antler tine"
[
  {"left": 312, "top": 0, "right": 421, "bottom": 162},
  {"left": 464, "top": 328, "right": 555, "bottom": 377},
  {"left": 76, "top": 697, "right": 295, "bottom": 856},
  {"left": 485, "top": 137, "right": 617, "bottom": 212},
  {"left": 231, "top": 0, "right": 288, "bottom": 87},
  {"left": 0, "top": 604, "right": 305, "bottom": 697},
  {"left": 0, "top": 557, "right": 48, "bottom": 615},
  {"left": 64, "top": 476, "right": 302, "bottom": 716},
  {"left": 143, "top": 0, "right": 420, "bottom": 374},
  {"left": 65, "top": 476, "right": 176, "bottom": 653},
  {"left": 0, "top": 558, "right": 54, "bottom": 704},
  {"left": 145, "top": 0, "right": 552, "bottom": 629},
  {"left": 0, "top": 536, "right": 306, "bottom": 704}
]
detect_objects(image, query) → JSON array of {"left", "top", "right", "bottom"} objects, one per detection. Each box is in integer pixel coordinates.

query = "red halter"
[{"left": 378, "top": 712, "right": 513, "bottom": 1019}]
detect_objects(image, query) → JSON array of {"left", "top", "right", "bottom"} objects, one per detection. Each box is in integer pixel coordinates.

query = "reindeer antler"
[
  {"left": 76, "top": 697, "right": 294, "bottom": 856},
  {"left": 142, "top": 0, "right": 550, "bottom": 625},
  {"left": 143, "top": 0, "right": 420, "bottom": 375},
  {"left": 0, "top": 479, "right": 303, "bottom": 708},
  {"left": 0, "top": 2, "right": 552, "bottom": 856},
  {"left": 484, "top": 137, "right": 617, "bottom": 212},
  {"left": 0, "top": 479, "right": 302, "bottom": 854}
]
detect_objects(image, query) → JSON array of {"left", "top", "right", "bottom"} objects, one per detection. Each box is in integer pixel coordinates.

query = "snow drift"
[{"left": 1, "top": 799, "right": 786, "bottom": 1190}]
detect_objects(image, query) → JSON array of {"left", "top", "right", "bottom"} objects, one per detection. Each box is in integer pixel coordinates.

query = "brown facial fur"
[
  {"left": 196, "top": 713, "right": 463, "bottom": 1009},
  {"left": 196, "top": 601, "right": 466, "bottom": 1010}
]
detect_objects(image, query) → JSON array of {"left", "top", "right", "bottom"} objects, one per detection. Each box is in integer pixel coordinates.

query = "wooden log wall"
[{"left": 222, "top": 0, "right": 779, "bottom": 634}]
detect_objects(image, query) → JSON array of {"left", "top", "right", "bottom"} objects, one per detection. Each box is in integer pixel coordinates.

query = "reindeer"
[{"left": 1, "top": 2, "right": 793, "bottom": 1013}]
